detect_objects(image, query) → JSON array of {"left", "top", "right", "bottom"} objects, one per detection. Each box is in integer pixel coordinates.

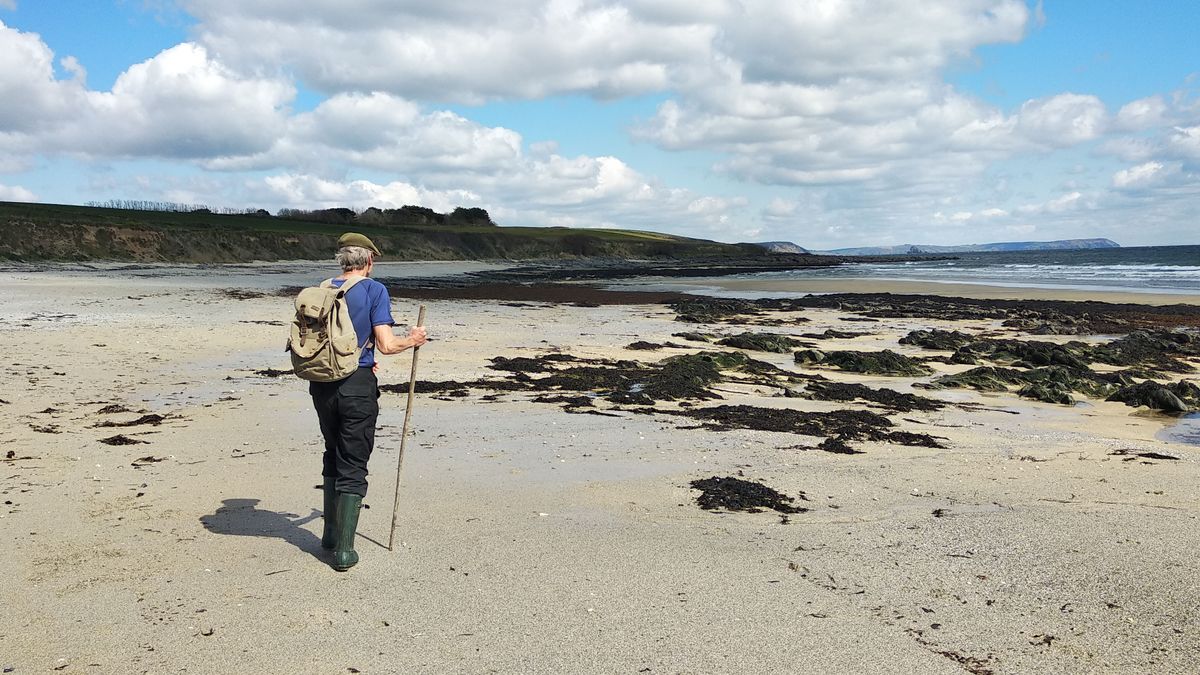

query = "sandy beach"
[{"left": 2, "top": 263, "right": 1198, "bottom": 674}]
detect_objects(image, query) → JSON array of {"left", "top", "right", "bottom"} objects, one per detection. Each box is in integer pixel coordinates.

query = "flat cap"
[{"left": 337, "top": 232, "right": 382, "bottom": 257}]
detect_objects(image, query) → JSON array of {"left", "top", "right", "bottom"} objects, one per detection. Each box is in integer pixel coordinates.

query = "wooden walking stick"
[{"left": 388, "top": 305, "right": 426, "bottom": 551}]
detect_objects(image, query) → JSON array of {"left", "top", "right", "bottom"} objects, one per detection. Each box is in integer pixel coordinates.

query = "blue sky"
[{"left": 1, "top": 1, "right": 1197, "bottom": 248}]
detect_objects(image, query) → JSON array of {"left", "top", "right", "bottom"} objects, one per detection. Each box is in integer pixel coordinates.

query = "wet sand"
[
  {"left": 626, "top": 276, "right": 1200, "bottom": 306},
  {"left": 1, "top": 264, "right": 1198, "bottom": 674}
]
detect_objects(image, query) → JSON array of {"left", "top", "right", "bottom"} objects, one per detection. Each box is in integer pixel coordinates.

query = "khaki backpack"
[{"left": 288, "top": 276, "right": 370, "bottom": 382}]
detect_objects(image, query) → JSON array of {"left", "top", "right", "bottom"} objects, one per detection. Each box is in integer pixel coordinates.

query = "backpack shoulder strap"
[{"left": 337, "top": 275, "right": 367, "bottom": 296}]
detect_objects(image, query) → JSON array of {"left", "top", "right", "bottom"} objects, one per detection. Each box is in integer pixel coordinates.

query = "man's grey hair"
[{"left": 336, "top": 246, "right": 373, "bottom": 272}]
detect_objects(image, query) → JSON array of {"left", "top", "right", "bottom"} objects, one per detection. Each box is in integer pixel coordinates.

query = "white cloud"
[
  {"left": 204, "top": 92, "right": 523, "bottom": 174},
  {"left": 2, "top": 4, "right": 1198, "bottom": 248},
  {"left": 1014, "top": 93, "right": 1108, "bottom": 146},
  {"left": 761, "top": 197, "right": 797, "bottom": 219},
  {"left": 259, "top": 174, "right": 479, "bottom": 213},
  {"left": 0, "top": 20, "right": 87, "bottom": 132},
  {"left": 1016, "top": 190, "right": 1084, "bottom": 216},
  {"left": 1113, "top": 161, "right": 1166, "bottom": 189},
  {"left": 188, "top": 0, "right": 715, "bottom": 102},
  {"left": 717, "top": 0, "right": 1027, "bottom": 85},
  {"left": 0, "top": 28, "right": 293, "bottom": 159},
  {"left": 1114, "top": 95, "right": 1168, "bottom": 131},
  {"left": 0, "top": 183, "right": 35, "bottom": 201},
  {"left": 1166, "top": 125, "right": 1200, "bottom": 159}
]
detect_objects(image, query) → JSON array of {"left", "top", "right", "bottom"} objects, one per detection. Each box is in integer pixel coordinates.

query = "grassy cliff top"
[{"left": 0, "top": 201, "right": 769, "bottom": 263}]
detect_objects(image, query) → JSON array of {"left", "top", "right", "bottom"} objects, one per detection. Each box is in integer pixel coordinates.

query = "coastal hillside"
[
  {"left": 825, "top": 238, "right": 1120, "bottom": 255},
  {"left": 0, "top": 201, "right": 768, "bottom": 263}
]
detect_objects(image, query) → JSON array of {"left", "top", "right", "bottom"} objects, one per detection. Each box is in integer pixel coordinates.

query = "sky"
[{"left": 0, "top": 1, "right": 1197, "bottom": 249}]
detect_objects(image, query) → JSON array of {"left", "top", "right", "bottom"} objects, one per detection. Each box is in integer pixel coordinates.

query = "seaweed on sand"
[
  {"left": 669, "top": 298, "right": 809, "bottom": 326},
  {"left": 1106, "top": 380, "right": 1200, "bottom": 413},
  {"left": 799, "top": 329, "right": 873, "bottom": 340},
  {"left": 794, "top": 349, "right": 934, "bottom": 377},
  {"left": 792, "top": 381, "right": 947, "bottom": 413},
  {"left": 94, "top": 414, "right": 167, "bottom": 428},
  {"left": 99, "top": 434, "right": 147, "bottom": 446},
  {"left": 520, "top": 350, "right": 822, "bottom": 404},
  {"left": 1089, "top": 330, "right": 1200, "bottom": 374},
  {"left": 902, "top": 329, "right": 1199, "bottom": 374},
  {"left": 672, "top": 331, "right": 720, "bottom": 343},
  {"left": 669, "top": 404, "right": 946, "bottom": 449},
  {"left": 898, "top": 329, "right": 975, "bottom": 351},
  {"left": 716, "top": 332, "right": 811, "bottom": 353},
  {"left": 487, "top": 353, "right": 579, "bottom": 373},
  {"left": 390, "top": 350, "right": 823, "bottom": 410},
  {"left": 916, "top": 366, "right": 1123, "bottom": 405},
  {"left": 690, "top": 476, "right": 809, "bottom": 514},
  {"left": 947, "top": 338, "right": 1093, "bottom": 370},
  {"left": 657, "top": 292, "right": 1200, "bottom": 335},
  {"left": 625, "top": 341, "right": 689, "bottom": 350}
]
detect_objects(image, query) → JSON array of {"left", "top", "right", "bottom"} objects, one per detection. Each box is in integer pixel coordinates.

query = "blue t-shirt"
[{"left": 330, "top": 277, "right": 395, "bottom": 367}]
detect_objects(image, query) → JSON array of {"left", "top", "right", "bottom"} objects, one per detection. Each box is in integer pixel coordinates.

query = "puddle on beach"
[{"left": 1158, "top": 413, "right": 1200, "bottom": 447}]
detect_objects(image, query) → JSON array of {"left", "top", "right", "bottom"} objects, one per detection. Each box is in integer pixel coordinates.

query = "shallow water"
[{"left": 1157, "top": 412, "right": 1200, "bottom": 447}]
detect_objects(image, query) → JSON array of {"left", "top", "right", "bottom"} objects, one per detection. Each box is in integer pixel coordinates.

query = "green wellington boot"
[
  {"left": 331, "top": 492, "right": 363, "bottom": 571},
  {"left": 321, "top": 478, "right": 336, "bottom": 550}
]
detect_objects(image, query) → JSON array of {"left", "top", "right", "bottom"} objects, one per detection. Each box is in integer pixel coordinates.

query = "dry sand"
[{"left": 1, "top": 264, "right": 1197, "bottom": 674}]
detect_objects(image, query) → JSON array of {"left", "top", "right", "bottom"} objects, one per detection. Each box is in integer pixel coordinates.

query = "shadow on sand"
[{"left": 200, "top": 498, "right": 326, "bottom": 561}]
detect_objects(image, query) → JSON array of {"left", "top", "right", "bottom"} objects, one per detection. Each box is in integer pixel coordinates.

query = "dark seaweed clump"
[
  {"left": 799, "top": 329, "right": 873, "bottom": 340},
  {"left": 669, "top": 298, "right": 808, "bottom": 326},
  {"left": 99, "top": 434, "right": 147, "bottom": 446},
  {"left": 488, "top": 353, "right": 580, "bottom": 373},
  {"left": 96, "top": 404, "right": 135, "bottom": 415},
  {"left": 254, "top": 368, "right": 294, "bottom": 377},
  {"left": 792, "top": 381, "right": 946, "bottom": 413},
  {"left": 901, "top": 329, "right": 1199, "bottom": 374},
  {"left": 489, "top": 350, "right": 823, "bottom": 405},
  {"left": 94, "top": 414, "right": 167, "bottom": 428},
  {"left": 917, "top": 366, "right": 1126, "bottom": 406},
  {"left": 625, "top": 341, "right": 688, "bottom": 351},
  {"left": 948, "top": 338, "right": 1092, "bottom": 370},
  {"left": 671, "top": 404, "right": 945, "bottom": 449},
  {"left": 665, "top": 292, "right": 1200, "bottom": 335},
  {"left": 1106, "top": 380, "right": 1200, "bottom": 413},
  {"left": 1090, "top": 331, "right": 1200, "bottom": 373},
  {"left": 382, "top": 351, "right": 820, "bottom": 407},
  {"left": 717, "top": 332, "right": 811, "bottom": 353},
  {"left": 672, "top": 331, "right": 719, "bottom": 343},
  {"left": 690, "top": 476, "right": 809, "bottom": 514},
  {"left": 901, "top": 328, "right": 1200, "bottom": 406},
  {"left": 795, "top": 349, "right": 934, "bottom": 377},
  {"left": 898, "top": 329, "right": 976, "bottom": 351}
]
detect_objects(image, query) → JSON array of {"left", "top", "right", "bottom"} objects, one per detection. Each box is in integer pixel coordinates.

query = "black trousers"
[{"left": 310, "top": 368, "right": 379, "bottom": 497}]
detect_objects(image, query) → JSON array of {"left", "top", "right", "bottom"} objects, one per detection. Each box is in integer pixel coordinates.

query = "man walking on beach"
[{"left": 306, "top": 233, "right": 427, "bottom": 571}]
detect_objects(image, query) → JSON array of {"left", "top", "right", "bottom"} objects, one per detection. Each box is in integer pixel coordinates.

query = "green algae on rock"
[
  {"left": 790, "top": 380, "right": 947, "bottom": 413},
  {"left": 916, "top": 365, "right": 1127, "bottom": 405},
  {"left": 716, "top": 332, "right": 811, "bottom": 353},
  {"left": 1106, "top": 380, "right": 1200, "bottom": 413},
  {"left": 794, "top": 349, "right": 934, "bottom": 377}
]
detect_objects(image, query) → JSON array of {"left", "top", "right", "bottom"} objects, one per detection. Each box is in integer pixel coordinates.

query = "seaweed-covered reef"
[{"left": 902, "top": 328, "right": 1200, "bottom": 410}]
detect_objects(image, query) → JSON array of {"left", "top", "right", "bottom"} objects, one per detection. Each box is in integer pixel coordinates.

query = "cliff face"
[{"left": 0, "top": 203, "right": 761, "bottom": 262}]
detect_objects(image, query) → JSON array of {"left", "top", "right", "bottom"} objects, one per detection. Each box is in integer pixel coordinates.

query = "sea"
[{"left": 748, "top": 245, "right": 1200, "bottom": 295}]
